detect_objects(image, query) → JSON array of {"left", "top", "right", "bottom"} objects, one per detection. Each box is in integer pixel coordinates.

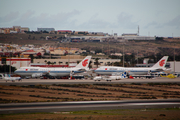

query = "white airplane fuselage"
[
  {"left": 95, "top": 56, "right": 169, "bottom": 75},
  {"left": 95, "top": 66, "right": 156, "bottom": 75},
  {"left": 14, "top": 56, "right": 92, "bottom": 77},
  {"left": 15, "top": 67, "right": 82, "bottom": 77}
]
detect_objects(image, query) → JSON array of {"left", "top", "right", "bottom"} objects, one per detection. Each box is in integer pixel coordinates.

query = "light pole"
[
  {"left": 174, "top": 47, "right": 175, "bottom": 73},
  {"left": 137, "top": 50, "right": 138, "bottom": 64},
  {"left": 123, "top": 43, "right": 124, "bottom": 67},
  {"left": 68, "top": 33, "right": 71, "bottom": 67},
  {"left": 9, "top": 50, "right": 11, "bottom": 75},
  {"left": 68, "top": 36, "right": 70, "bottom": 67}
]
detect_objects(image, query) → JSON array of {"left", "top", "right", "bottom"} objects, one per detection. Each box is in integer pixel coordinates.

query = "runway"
[
  {"left": 0, "top": 99, "right": 180, "bottom": 114},
  {"left": 0, "top": 77, "right": 180, "bottom": 86}
]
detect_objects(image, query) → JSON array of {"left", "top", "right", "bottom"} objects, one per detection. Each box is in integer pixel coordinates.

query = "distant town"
[
  {"left": 0, "top": 26, "right": 180, "bottom": 73},
  {"left": 1, "top": 26, "right": 180, "bottom": 42}
]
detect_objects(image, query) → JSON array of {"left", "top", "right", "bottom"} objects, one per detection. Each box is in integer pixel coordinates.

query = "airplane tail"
[
  {"left": 75, "top": 56, "right": 92, "bottom": 70},
  {"left": 151, "top": 56, "right": 169, "bottom": 69}
]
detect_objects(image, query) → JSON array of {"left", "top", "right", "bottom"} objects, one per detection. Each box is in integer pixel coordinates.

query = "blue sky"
[{"left": 0, "top": 0, "right": 180, "bottom": 37}]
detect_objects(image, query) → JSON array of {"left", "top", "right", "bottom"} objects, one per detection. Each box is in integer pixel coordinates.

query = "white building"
[
  {"left": 37, "top": 28, "right": 55, "bottom": 32},
  {"left": 167, "top": 61, "right": 180, "bottom": 73},
  {"left": 123, "top": 36, "right": 156, "bottom": 40}
]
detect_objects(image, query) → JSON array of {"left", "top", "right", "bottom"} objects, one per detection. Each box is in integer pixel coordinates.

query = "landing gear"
[{"left": 106, "top": 80, "right": 111, "bottom": 82}]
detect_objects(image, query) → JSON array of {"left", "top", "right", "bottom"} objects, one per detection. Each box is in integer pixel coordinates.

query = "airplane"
[
  {"left": 0, "top": 73, "right": 21, "bottom": 82},
  {"left": 94, "top": 71, "right": 127, "bottom": 81},
  {"left": 94, "top": 56, "right": 169, "bottom": 76},
  {"left": 14, "top": 56, "right": 92, "bottom": 78}
]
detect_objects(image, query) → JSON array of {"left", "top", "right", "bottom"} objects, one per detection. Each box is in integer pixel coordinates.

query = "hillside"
[{"left": 0, "top": 33, "right": 180, "bottom": 57}]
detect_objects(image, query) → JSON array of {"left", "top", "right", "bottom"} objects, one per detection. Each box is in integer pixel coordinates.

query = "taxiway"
[{"left": 0, "top": 77, "right": 180, "bottom": 86}]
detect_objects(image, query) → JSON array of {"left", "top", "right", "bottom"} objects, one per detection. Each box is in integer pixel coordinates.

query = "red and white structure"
[{"left": 0, "top": 58, "right": 31, "bottom": 69}]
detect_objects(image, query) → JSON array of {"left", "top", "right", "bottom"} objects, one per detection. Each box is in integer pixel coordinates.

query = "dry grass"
[
  {"left": 0, "top": 83, "right": 180, "bottom": 103},
  {"left": 0, "top": 108, "right": 180, "bottom": 120},
  {"left": 1, "top": 34, "right": 180, "bottom": 56},
  {"left": 0, "top": 83, "right": 180, "bottom": 119}
]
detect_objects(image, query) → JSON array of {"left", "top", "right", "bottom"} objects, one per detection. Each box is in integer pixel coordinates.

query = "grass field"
[
  {"left": 0, "top": 83, "right": 180, "bottom": 103},
  {"left": 0, "top": 108, "right": 180, "bottom": 120}
]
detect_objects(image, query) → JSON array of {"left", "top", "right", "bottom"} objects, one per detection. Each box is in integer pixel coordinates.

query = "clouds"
[
  {"left": 0, "top": 11, "right": 19, "bottom": 24},
  {"left": 117, "top": 12, "right": 138, "bottom": 29},
  {"left": 0, "top": 9, "right": 81, "bottom": 29},
  {"left": 165, "top": 15, "right": 180, "bottom": 29},
  {"left": 144, "top": 14, "right": 180, "bottom": 29},
  {"left": 144, "top": 21, "right": 158, "bottom": 29},
  {"left": 76, "top": 12, "right": 140, "bottom": 32},
  {"left": 77, "top": 13, "right": 112, "bottom": 31},
  {"left": 20, "top": 10, "right": 35, "bottom": 21},
  {"left": 0, "top": 0, "right": 180, "bottom": 37}
]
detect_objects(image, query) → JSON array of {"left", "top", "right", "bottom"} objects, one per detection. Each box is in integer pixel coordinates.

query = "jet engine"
[{"left": 32, "top": 73, "right": 43, "bottom": 78}]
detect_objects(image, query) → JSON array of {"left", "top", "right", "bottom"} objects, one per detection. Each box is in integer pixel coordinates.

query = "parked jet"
[
  {"left": 95, "top": 56, "right": 169, "bottom": 75},
  {"left": 0, "top": 74, "right": 21, "bottom": 82},
  {"left": 14, "top": 56, "right": 92, "bottom": 78},
  {"left": 94, "top": 71, "right": 127, "bottom": 81}
]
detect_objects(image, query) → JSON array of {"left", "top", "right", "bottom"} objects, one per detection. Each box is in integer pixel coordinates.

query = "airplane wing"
[
  {"left": 154, "top": 68, "right": 166, "bottom": 71},
  {"left": 77, "top": 69, "right": 87, "bottom": 72}
]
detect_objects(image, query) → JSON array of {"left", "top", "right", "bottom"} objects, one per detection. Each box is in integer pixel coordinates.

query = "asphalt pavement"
[
  {"left": 0, "top": 99, "right": 180, "bottom": 114},
  {"left": 0, "top": 77, "right": 180, "bottom": 86}
]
